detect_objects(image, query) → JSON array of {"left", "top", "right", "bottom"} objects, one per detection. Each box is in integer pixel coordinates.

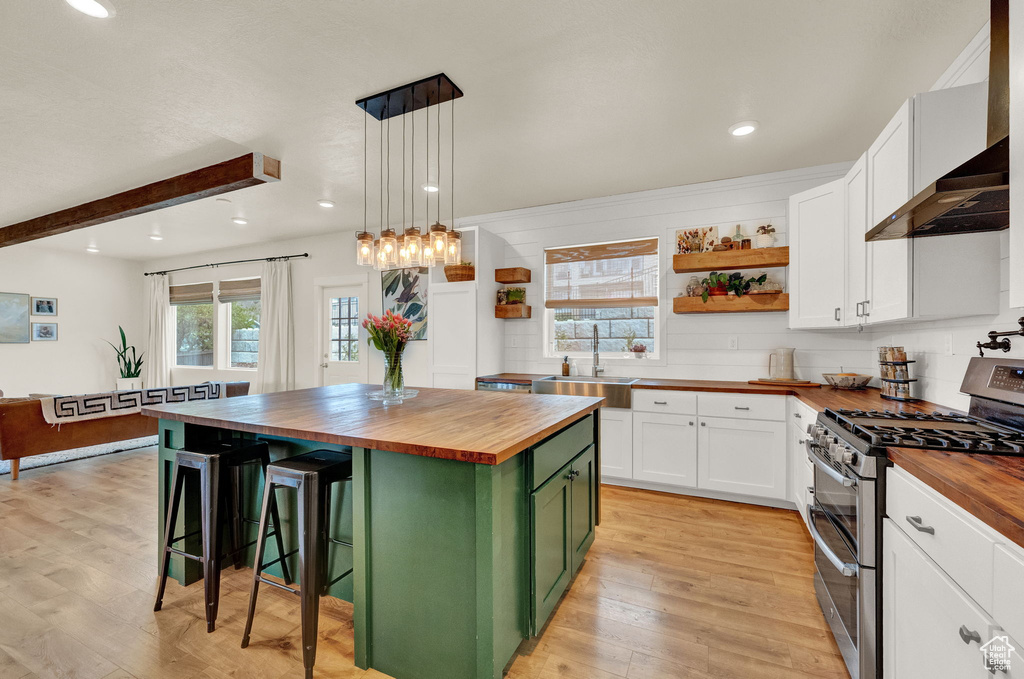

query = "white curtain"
[
  {"left": 255, "top": 260, "right": 294, "bottom": 393},
  {"left": 145, "top": 275, "right": 172, "bottom": 388}
]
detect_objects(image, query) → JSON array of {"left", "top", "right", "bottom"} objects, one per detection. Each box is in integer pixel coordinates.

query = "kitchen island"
[{"left": 143, "top": 383, "right": 603, "bottom": 679}]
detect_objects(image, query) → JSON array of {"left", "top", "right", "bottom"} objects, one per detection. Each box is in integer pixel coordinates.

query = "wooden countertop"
[
  {"left": 143, "top": 383, "right": 602, "bottom": 466},
  {"left": 887, "top": 447, "right": 1024, "bottom": 551},
  {"left": 476, "top": 373, "right": 946, "bottom": 414}
]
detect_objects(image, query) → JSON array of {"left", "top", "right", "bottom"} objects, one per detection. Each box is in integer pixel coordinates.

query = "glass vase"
[{"left": 382, "top": 349, "right": 405, "bottom": 405}]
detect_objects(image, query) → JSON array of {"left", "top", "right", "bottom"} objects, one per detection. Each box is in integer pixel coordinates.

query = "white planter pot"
[
  {"left": 116, "top": 377, "right": 144, "bottom": 392},
  {"left": 753, "top": 233, "right": 776, "bottom": 248}
]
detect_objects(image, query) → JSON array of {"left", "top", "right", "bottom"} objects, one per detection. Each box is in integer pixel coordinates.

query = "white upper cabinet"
[
  {"left": 844, "top": 153, "right": 869, "bottom": 327},
  {"left": 789, "top": 178, "right": 846, "bottom": 329}
]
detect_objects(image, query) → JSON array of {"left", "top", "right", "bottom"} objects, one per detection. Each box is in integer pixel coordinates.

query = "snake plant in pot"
[{"left": 108, "top": 326, "right": 145, "bottom": 391}]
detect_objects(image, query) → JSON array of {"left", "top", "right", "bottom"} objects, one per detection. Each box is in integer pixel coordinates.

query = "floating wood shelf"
[
  {"left": 495, "top": 267, "right": 532, "bottom": 284},
  {"left": 673, "top": 293, "right": 789, "bottom": 314},
  {"left": 495, "top": 304, "right": 532, "bottom": 319},
  {"left": 672, "top": 247, "right": 789, "bottom": 274}
]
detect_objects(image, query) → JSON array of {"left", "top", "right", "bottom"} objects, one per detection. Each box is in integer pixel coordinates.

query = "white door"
[
  {"left": 631, "top": 412, "right": 697, "bottom": 487},
  {"left": 883, "top": 519, "right": 993, "bottom": 679},
  {"left": 866, "top": 99, "right": 913, "bottom": 325},
  {"left": 843, "top": 152, "right": 868, "bottom": 326},
  {"left": 788, "top": 177, "right": 845, "bottom": 329},
  {"left": 320, "top": 285, "right": 368, "bottom": 386},
  {"left": 697, "top": 417, "right": 787, "bottom": 500},
  {"left": 599, "top": 408, "right": 633, "bottom": 480}
]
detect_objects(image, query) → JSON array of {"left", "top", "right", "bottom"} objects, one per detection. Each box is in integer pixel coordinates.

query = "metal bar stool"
[
  {"left": 241, "top": 449, "right": 353, "bottom": 679},
  {"left": 155, "top": 438, "right": 290, "bottom": 633}
]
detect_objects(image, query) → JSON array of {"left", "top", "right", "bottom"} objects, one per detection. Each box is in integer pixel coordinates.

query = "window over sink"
[{"left": 543, "top": 237, "right": 659, "bottom": 359}]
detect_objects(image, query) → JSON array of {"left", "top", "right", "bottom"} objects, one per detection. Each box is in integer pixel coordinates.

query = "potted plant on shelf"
[
  {"left": 629, "top": 342, "right": 647, "bottom": 359},
  {"left": 108, "top": 326, "right": 144, "bottom": 391},
  {"left": 505, "top": 287, "right": 526, "bottom": 304},
  {"left": 699, "top": 271, "right": 768, "bottom": 303},
  {"left": 754, "top": 224, "right": 776, "bottom": 248},
  {"left": 364, "top": 310, "right": 413, "bottom": 405},
  {"left": 444, "top": 260, "right": 475, "bottom": 282}
]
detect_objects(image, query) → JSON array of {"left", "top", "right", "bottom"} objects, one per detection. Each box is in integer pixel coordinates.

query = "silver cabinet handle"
[
  {"left": 834, "top": 307, "right": 841, "bottom": 322},
  {"left": 653, "top": 400, "right": 668, "bottom": 405},
  {"left": 959, "top": 625, "right": 982, "bottom": 645},
  {"left": 734, "top": 406, "right": 750, "bottom": 411},
  {"left": 794, "top": 412, "right": 802, "bottom": 419},
  {"left": 906, "top": 515, "right": 935, "bottom": 535},
  {"left": 862, "top": 300, "right": 870, "bottom": 317},
  {"left": 798, "top": 439, "right": 807, "bottom": 444}
]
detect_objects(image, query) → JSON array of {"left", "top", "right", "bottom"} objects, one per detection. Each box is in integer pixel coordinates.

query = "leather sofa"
[{"left": 0, "top": 382, "right": 250, "bottom": 480}]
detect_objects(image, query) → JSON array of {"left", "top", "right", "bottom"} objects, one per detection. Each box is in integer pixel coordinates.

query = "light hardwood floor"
[{"left": 0, "top": 448, "right": 848, "bottom": 679}]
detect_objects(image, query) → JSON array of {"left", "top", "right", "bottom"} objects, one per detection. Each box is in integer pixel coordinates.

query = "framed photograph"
[
  {"left": 31, "top": 322, "right": 58, "bottom": 342},
  {"left": 31, "top": 297, "right": 57, "bottom": 316},
  {"left": 0, "top": 292, "right": 30, "bottom": 343},
  {"left": 381, "top": 267, "right": 428, "bottom": 340},
  {"left": 675, "top": 226, "right": 719, "bottom": 254}
]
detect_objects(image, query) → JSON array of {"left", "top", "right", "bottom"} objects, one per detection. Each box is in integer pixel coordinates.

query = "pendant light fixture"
[
  {"left": 444, "top": 95, "right": 461, "bottom": 265},
  {"left": 354, "top": 74, "right": 463, "bottom": 270}
]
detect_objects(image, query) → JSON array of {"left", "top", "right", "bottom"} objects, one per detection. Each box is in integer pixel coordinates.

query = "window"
[
  {"left": 330, "top": 296, "right": 360, "bottom": 362},
  {"left": 170, "top": 283, "right": 215, "bottom": 367},
  {"left": 544, "top": 237, "right": 659, "bottom": 357},
  {"left": 220, "top": 278, "right": 262, "bottom": 369}
]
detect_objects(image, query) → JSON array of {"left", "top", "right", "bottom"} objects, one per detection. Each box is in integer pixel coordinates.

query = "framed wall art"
[
  {"left": 381, "top": 267, "right": 428, "bottom": 340},
  {"left": 0, "top": 292, "right": 30, "bottom": 343}
]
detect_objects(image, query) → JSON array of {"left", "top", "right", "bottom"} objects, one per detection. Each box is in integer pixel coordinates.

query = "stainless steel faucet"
[{"left": 592, "top": 323, "right": 604, "bottom": 377}]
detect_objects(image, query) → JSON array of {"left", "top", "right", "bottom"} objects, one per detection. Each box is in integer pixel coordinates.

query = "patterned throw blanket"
[{"left": 39, "top": 383, "right": 227, "bottom": 425}]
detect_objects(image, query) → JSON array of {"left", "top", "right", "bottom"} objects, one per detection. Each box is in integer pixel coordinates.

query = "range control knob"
[{"left": 841, "top": 449, "right": 856, "bottom": 465}]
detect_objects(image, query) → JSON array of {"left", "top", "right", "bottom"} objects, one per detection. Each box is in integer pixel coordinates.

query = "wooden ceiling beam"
[{"left": 0, "top": 152, "right": 281, "bottom": 248}]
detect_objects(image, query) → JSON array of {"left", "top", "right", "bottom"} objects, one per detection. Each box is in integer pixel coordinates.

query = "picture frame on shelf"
[
  {"left": 31, "top": 322, "right": 58, "bottom": 341},
  {"left": 31, "top": 296, "right": 57, "bottom": 316}
]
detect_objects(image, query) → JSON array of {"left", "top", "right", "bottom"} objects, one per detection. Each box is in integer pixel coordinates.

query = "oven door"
[
  {"left": 809, "top": 502, "right": 861, "bottom": 675},
  {"left": 807, "top": 440, "right": 874, "bottom": 565}
]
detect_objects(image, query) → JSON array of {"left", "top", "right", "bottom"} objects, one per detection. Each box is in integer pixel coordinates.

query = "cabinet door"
[
  {"left": 428, "top": 283, "right": 477, "bottom": 389},
  {"left": 631, "top": 412, "right": 698, "bottom": 487},
  {"left": 570, "top": 446, "right": 596, "bottom": 574},
  {"left": 697, "top": 417, "right": 788, "bottom": 500},
  {"left": 788, "top": 177, "right": 846, "bottom": 328},
  {"left": 599, "top": 408, "right": 633, "bottom": 479},
  {"left": 530, "top": 465, "right": 572, "bottom": 634},
  {"left": 883, "top": 519, "right": 993, "bottom": 679},
  {"left": 866, "top": 100, "right": 913, "bottom": 325},
  {"left": 843, "top": 153, "right": 868, "bottom": 326},
  {"left": 1014, "top": 0, "right": 1024, "bottom": 309}
]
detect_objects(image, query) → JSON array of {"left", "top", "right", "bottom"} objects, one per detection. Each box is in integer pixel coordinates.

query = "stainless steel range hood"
[{"left": 866, "top": 0, "right": 1009, "bottom": 241}]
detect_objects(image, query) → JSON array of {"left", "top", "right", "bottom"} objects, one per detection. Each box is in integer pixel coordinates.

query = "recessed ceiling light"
[
  {"left": 232, "top": 218, "right": 248, "bottom": 225},
  {"left": 149, "top": 234, "right": 164, "bottom": 241},
  {"left": 318, "top": 200, "right": 335, "bottom": 208},
  {"left": 729, "top": 121, "right": 759, "bottom": 137},
  {"left": 421, "top": 182, "right": 439, "bottom": 193},
  {"left": 65, "top": 0, "right": 116, "bottom": 18},
  {"left": 86, "top": 246, "right": 99, "bottom": 253}
]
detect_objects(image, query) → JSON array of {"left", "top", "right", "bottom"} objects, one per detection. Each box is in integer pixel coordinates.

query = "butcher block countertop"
[
  {"left": 478, "top": 373, "right": 1024, "bottom": 549},
  {"left": 143, "top": 382, "right": 602, "bottom": 466}
]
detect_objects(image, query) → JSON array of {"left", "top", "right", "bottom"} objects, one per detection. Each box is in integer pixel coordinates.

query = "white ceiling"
[{"left": 0, "top": 0, "right": 988, "bottom": 260}]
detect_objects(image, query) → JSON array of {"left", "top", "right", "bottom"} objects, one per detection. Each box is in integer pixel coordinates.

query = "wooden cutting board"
[{"left": 747, "top": 379, "right": 822, "bottom": 388}]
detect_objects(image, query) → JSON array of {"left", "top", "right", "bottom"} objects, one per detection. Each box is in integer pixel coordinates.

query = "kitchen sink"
[{"left": 531, "top": 375, "right": 639, "bottom": 409}]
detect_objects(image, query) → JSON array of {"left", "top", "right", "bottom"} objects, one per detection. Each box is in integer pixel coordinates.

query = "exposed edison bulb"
[
  {"left": 379, "top": 229, "right": 398, "bottom": 266},
  {"left": 374, "top": 240, "right": 388, "bottom": 270},
  {"left": 403, "top": 227, "right": 423, "bottom": 267},
  {"left": 444, "top": 230, "right": 462, "bottom": 265},
  {"left": 356, "top": 232, "right": 374, "bottom": 266}
]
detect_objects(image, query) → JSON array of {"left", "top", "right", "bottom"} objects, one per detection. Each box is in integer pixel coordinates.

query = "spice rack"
[{"left": 878, "top": 348, "right": 918, "bottom": 401}]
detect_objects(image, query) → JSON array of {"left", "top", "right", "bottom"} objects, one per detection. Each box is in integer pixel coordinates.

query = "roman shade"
[
  {"left": 217, "top": 277, "right": 261, "bottom": 303},
  {"left": 544, "top": 237, "right": 659, "bottom": 309},
  {"left": 168, "top": 282, "right": 214, "bottom": 306}
]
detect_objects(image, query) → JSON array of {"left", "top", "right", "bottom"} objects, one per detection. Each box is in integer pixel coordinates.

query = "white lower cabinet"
[
  {"left": 883, "top": 519, "right": 1001, "bottom": 678},
  {"left": 599, "top": 408, "right": 633, "bottom": 479},
  {"left": 696, "top": 416, "right": 788, "bottom": 500},
  {"left": 631, "top": 412, "right": 698, "bottom": 487}
]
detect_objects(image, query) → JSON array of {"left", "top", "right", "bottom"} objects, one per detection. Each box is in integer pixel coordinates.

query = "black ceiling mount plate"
[{"left": 356, "top": 73, "right": 463, "bottom": 121}]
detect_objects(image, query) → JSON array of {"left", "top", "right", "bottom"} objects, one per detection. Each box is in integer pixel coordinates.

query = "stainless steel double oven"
[{"left": 806, "top": 422, "right": 881, "bottom": 679}]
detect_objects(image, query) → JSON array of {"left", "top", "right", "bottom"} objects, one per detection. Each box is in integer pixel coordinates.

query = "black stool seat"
[
  {"left": 241, "top": 449, "right": 353, "bottom": 679},
  {"left": 154, "top": 438, "right": 289, "bottom": 633}
]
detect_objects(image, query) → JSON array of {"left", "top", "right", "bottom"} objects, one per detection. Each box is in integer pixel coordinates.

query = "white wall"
[
  {"left": 464, "top": 163, "right": 882, "bottom": 383},
  {"left": 141, "top": 232, "right": 431, "bottom": 390},
  {"left": 0, "top": 245, "right": 144, "bottom": 397}
]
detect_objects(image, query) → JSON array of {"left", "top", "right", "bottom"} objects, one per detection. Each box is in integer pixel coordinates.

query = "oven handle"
[
  {"left": 807, "top": 505, "right": 859, "bottom": 577},
  {"left": 806, "top": 441, "right": 857, "bottom": 488}
]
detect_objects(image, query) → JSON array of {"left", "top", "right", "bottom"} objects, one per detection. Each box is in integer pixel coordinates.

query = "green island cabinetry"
[{"left": 144, "top": 384, "right": 601, "bottom": 679}]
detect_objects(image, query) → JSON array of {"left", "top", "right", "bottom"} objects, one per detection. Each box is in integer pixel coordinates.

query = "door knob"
[{"left": 320, "top": 362, "right": 328, "bottom": 368}]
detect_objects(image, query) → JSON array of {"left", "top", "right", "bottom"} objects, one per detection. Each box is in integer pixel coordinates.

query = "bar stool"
[
  {"left": 241, "top": 449, "right": 354, "bottom": 679},
  {"left": 154, "top": 438, "right": 290, "bottom": 633}
]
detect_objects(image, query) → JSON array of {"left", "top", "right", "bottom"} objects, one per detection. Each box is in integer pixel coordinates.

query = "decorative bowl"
[{"left": 822, "top": 373, "right": 873, "bottom": 390}]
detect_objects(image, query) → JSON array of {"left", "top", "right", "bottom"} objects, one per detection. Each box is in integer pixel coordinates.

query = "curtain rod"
[{"left": 143, "top": 253, "right": 309, "bottom": 277}]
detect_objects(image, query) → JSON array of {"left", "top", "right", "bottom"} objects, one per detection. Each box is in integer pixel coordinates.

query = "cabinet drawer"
[
  {"left": 532, "top": 415, "right": 594, "bottom": 489},
  {"left": 888, "top": 466, "right": 995, "bottom": 612},
  {"left": 697, "top": 393, "right": 786, "bottom": 421},
  {"left": 994, "top": 544, "right": 1024, "bottom": 648},
  {"left": 632, "top": 389, "right": 697, "bottom": 415}
]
